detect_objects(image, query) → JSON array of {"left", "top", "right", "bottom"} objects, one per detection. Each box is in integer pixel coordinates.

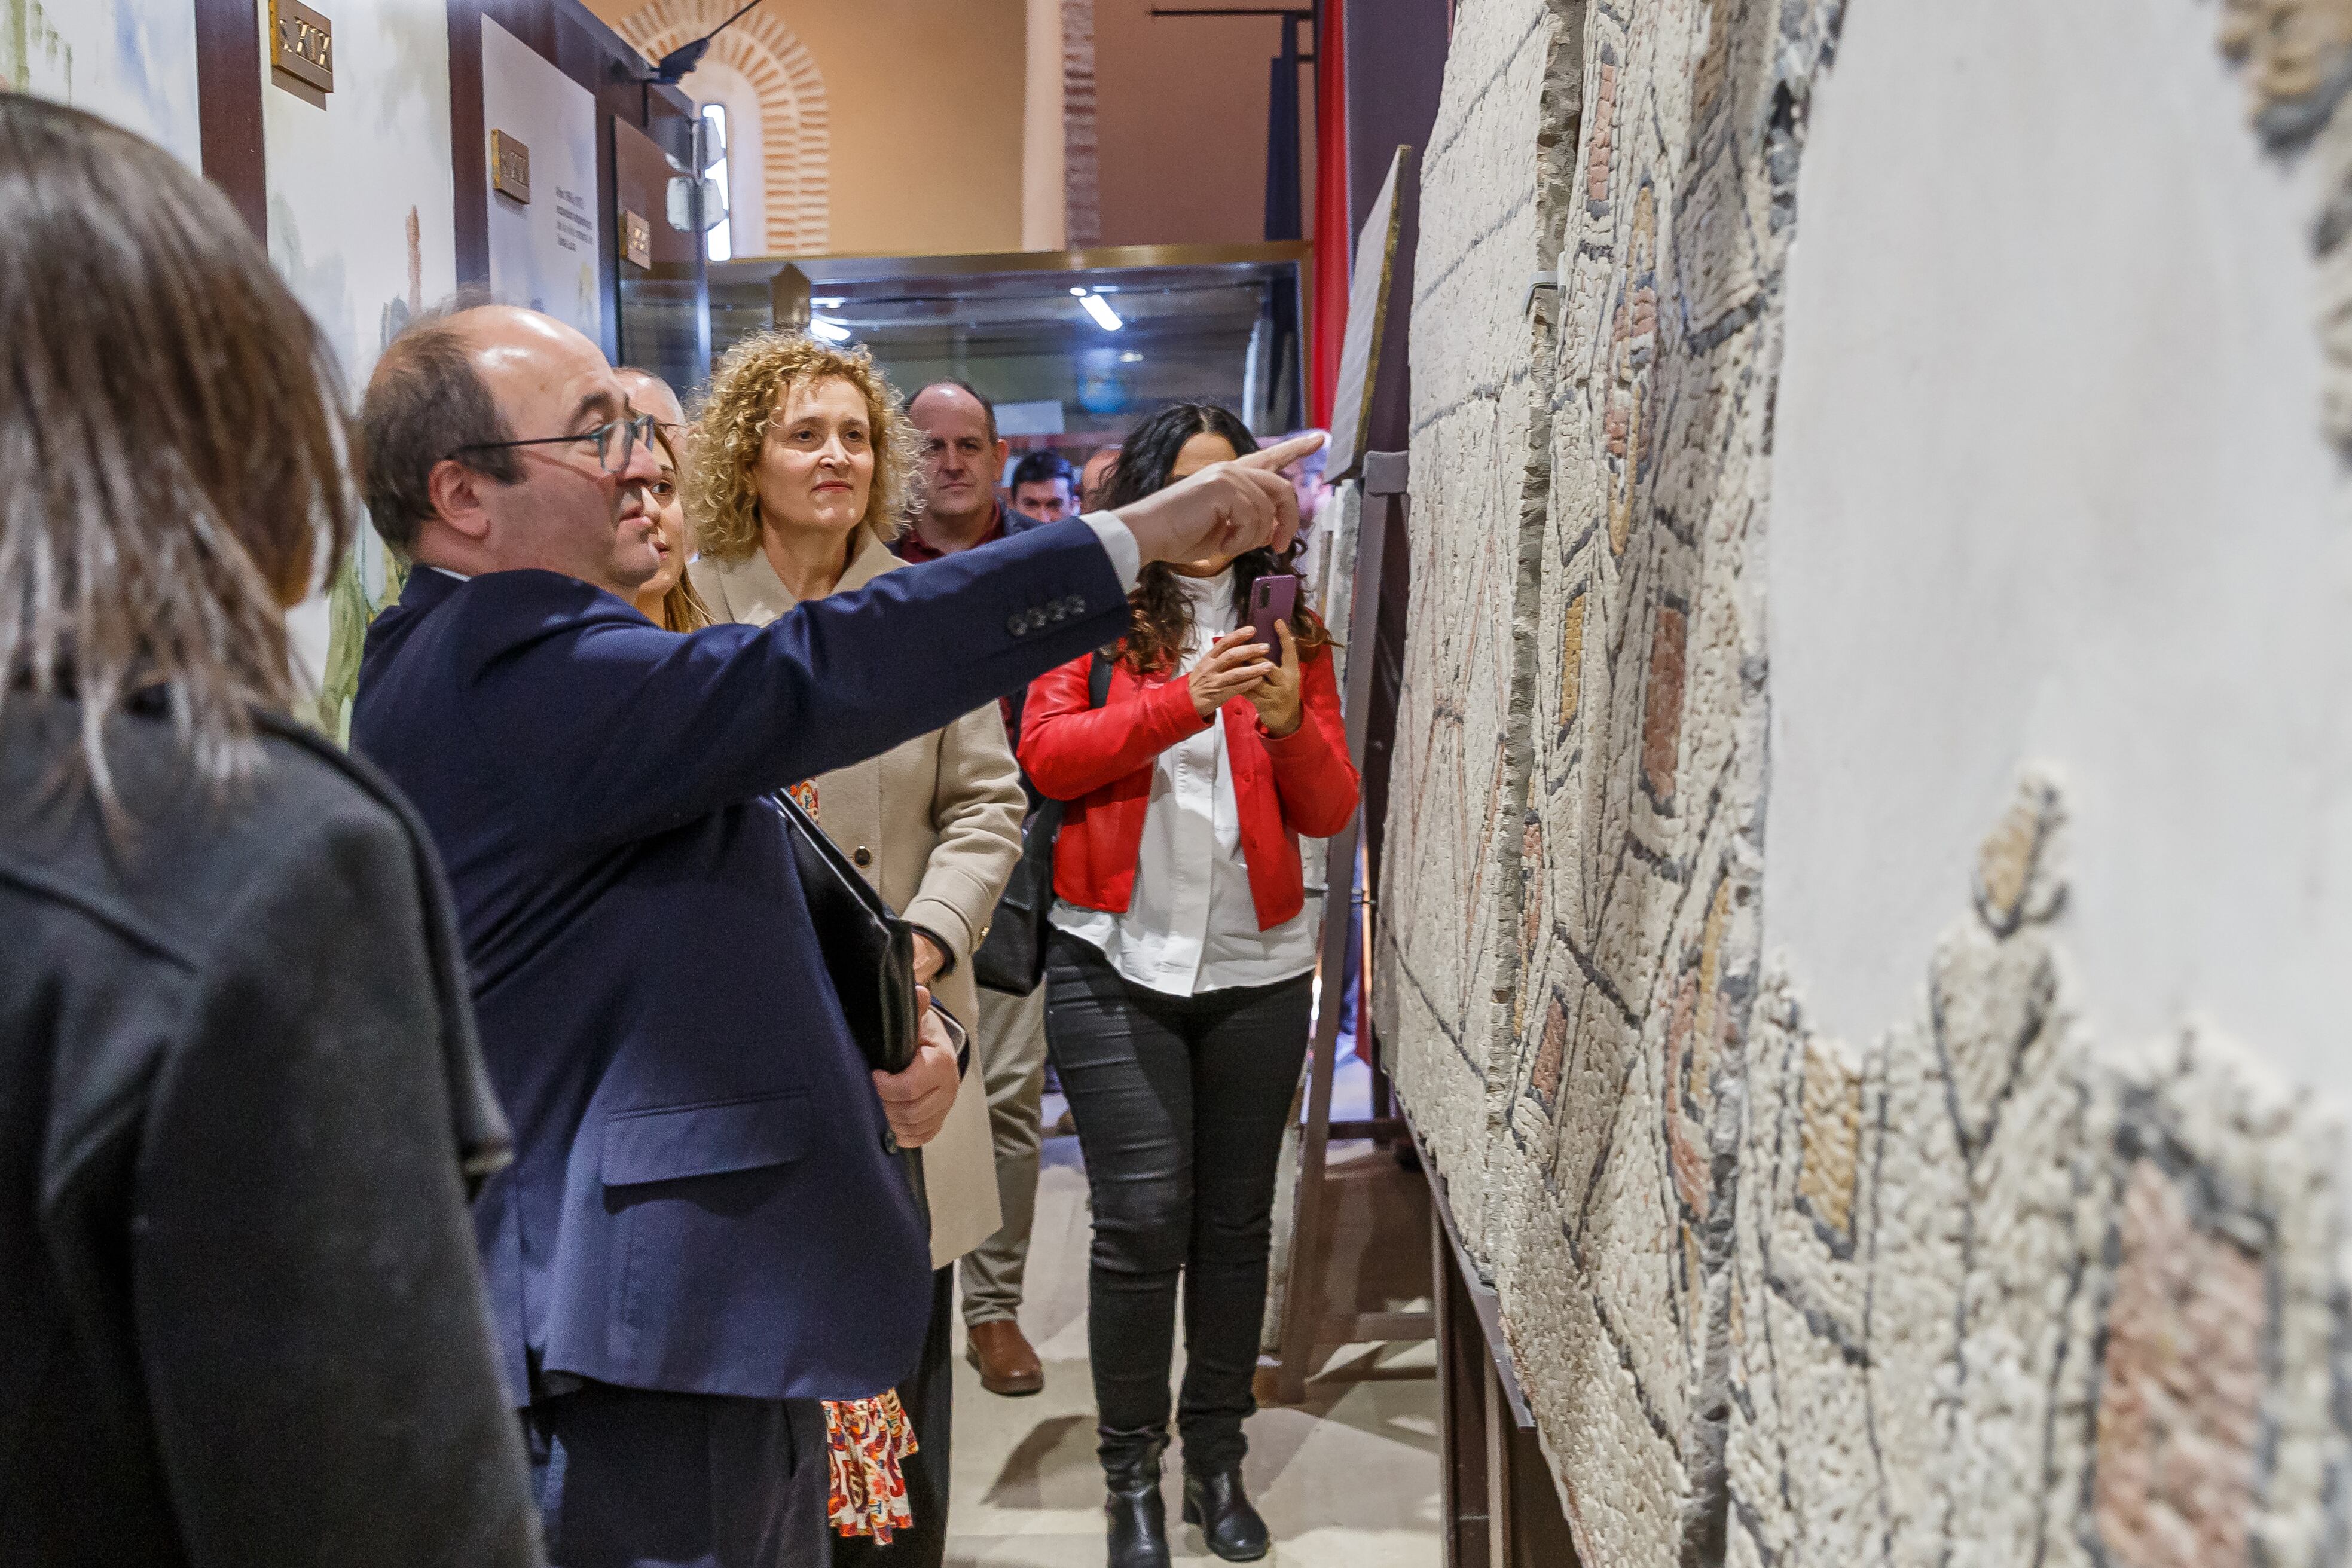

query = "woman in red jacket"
[{"left": 1020, "top": 405, "right": 1359, "bottom": 1568}]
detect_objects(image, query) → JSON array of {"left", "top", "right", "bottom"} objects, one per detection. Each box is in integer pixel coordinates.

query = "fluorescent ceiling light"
[
  {"left": 1077, "top": 293, "right": 1123, "bottom": 331},
  {"left": 807, "top": 316, "right": 851, "bottom": 342},
  {"left": 1070, "top": 286, "right": 1088, "bottom": 297},
  {"left": 811, "top": 296, "right": 846, "bottom": 308},
  {"left": 1120, "top": 351, "right": 1144, "bottom": 363}
]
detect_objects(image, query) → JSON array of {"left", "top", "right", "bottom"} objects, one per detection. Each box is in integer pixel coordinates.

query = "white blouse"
[{"left": 1050, "top": 567, "right": 1321, "bottom": 997}]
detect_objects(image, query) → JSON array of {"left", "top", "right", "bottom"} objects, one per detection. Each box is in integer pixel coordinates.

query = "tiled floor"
[{"left": 945, "top": 1098, "right": 1443, "bottom": 1567}]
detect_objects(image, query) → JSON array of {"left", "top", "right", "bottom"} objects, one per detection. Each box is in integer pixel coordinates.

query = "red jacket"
[{"left": 1020, "top": 646, "right": 1360, "bottom": 931}]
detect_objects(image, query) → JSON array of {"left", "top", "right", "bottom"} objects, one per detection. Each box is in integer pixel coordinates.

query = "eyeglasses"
[{"left": 452, "top": 412, "right": 657, "bottom": 475}]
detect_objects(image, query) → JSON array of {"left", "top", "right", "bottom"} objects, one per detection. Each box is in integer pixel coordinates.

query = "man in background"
[
  {"left": 616, "top": 366, "right": 688, "bottom": 456},
  {"left": 1079, "top": 444, "right": 1121, "bottom": 509},
  {"left": 902, "top": 380, "right": 1052, "bottom": 1396},
  {"left": 1011, "top": 450, "right": 1079, "bottom": 523}
]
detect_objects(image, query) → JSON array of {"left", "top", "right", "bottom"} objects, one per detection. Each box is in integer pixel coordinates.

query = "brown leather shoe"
[{"left": 965, "top": 1318, "right": 1045, "bottom": 1396}]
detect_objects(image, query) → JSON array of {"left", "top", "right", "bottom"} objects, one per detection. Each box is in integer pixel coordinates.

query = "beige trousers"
[{"left": 958, "top": 982, "right": 1049, "bottom": 1326}]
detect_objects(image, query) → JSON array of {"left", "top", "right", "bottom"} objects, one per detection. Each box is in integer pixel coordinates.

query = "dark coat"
[
  {"left": 350, "top": 518, "right": 1125, "bottom": 1406},
  {"left": 0, "top": 698, "right": 537, "bottom": 1567}
]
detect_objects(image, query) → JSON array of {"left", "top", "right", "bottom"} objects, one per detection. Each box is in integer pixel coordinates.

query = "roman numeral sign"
[{"left": 270, "top": 0, "right": 335, "bottom": 94}]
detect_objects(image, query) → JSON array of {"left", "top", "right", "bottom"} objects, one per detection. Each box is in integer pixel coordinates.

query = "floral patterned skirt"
[{"left": 824, "top": 1393, "right": 919, "bottom": 1541}]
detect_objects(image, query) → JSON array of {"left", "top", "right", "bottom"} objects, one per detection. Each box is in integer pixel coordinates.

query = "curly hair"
[
  {"left": 686, "top": 329, "right": 919, "bottom": 564},
  {"left": 1102, "top": 403, "right": 1332, "bottom": 674}
]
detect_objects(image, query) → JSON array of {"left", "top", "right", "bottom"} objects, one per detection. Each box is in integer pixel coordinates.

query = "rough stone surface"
[
  {"left": 1388, "top": 3, "right": 2352, "bottom": 1563},
  {"left": 1379, "top": 0, "right": 1582, "bottom": 1260},
  {"left": 1725, "top": 774, "right": 2352, "bottom": 1568},
  {"left": 1389, "top": 0, "right": 1838, "bottom": 1555}
]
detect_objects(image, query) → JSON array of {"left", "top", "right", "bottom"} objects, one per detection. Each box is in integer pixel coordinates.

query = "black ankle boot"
[
  {"left": 1182, "top": 1466, "right": 1270, "bottom": 1562},
  {"left": 1104, "top": 1453, "right": 1171, "bottom": 1568}
]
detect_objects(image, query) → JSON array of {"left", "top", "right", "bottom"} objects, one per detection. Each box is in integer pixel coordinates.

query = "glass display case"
[{"left": 707, "top": 243, "right": 1311, "bottom": 448}]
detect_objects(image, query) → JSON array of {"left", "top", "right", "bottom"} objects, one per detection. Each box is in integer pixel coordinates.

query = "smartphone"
[{"left": 1248, "top": 574, "right": 1299, "bottom": 652}]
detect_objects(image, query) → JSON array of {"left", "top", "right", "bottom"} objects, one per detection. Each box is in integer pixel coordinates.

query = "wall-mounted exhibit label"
[
  {"left": 271, "top": 0, "right": 335, "bottom": 94},
  {"left": 491, "top": 129, "right": 532, "bottom": 204},
  {"left": 481, "top": 18, "right": 601, "bottom": 343}
]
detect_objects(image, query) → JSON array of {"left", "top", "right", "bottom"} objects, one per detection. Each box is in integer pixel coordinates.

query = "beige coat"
[{"left": 690, "top": 530, "right": 1022, "bottom": 1267}]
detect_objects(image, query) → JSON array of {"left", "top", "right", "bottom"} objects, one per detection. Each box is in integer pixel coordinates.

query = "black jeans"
[
  {"left": 832, "top": 1267, "right": 952, "bottom": 1568},
  {"left": 1044, "top": 931, "right": 1313, "bottom": 1477}
]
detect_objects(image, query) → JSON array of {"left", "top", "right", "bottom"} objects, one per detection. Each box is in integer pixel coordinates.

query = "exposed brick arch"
[{"left": 613, "top": 0, "right": 830, "bottom": 255}]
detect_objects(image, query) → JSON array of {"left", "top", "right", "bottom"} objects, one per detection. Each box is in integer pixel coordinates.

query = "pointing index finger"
[{"left": 1234, "top": 431, "right": 1327, "bottom": 472}]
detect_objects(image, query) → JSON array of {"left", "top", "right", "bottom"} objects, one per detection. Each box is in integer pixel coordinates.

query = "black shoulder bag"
[
  {"left": 973, "top": 652, "right": 1112, "bottom": 996},
  {"left": 777, "top": 788, "right": 949, "bottom": 1076}
]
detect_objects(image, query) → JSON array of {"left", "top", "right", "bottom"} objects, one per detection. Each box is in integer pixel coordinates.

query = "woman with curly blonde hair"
[
  {"left": 686, "top": 331, "right": 923, "bottom": 573},
  {"left": 688, "top": 330, "right": 1024, "bottom": 1567}
]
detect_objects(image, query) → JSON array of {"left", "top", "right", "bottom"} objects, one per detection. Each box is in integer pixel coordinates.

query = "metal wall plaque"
[
  {"left": 490, "top": 130, "right": 532, "bottom": 204},
  {"left": 622, "top": 210, "right": 653, "bottom": 271},
  {"left": 270, "top": 0, "right": 335, "bottom": 94}
]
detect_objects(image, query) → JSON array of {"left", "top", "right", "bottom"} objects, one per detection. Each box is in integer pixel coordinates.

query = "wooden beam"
[{"left": 193, "top": 0, "right": 266, "bottom": 239}]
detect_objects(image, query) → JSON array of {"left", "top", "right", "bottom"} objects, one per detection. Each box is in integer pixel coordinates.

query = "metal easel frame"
[{"left": 1267, "top": 448, "right": 1432, "bottom": 1405}]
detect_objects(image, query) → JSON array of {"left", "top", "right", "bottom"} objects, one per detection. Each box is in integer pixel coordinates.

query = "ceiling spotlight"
[
  {"left": 807, "top": 316, "right": 851, "bottom": 342},
  {"left": 1070, "top": 286, "right": 1089, "bottom": 297},
  {"left": 1078, "top": 292, "right": 1123, "bottom": 331},
  {"left": 1119, "top": 351, "right": 1144, "bottom": 363}
]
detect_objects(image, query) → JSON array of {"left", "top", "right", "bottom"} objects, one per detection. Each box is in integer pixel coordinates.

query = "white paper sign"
[{"left": 481, "top": 17, "right": 602, "bottom": 342}]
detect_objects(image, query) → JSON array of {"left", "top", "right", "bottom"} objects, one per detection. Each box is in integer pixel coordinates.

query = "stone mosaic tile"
[
  {"left": 1461, "top": 0, "right": 1837, "bottom": 1561},
  {"left": 1724, "top": 774, "right": 2352, "bottom": 1568},
  {"left": 1378, "top": 0, "right": 1583, "bottom": 1260},
  {"left": 1386, "top": 5, "right": 2352, "bottom": 1565}
]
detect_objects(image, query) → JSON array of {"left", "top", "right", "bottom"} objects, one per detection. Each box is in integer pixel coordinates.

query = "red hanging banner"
[{"left": 1308, "top": 0, "right": 1349, "bottom": 430}]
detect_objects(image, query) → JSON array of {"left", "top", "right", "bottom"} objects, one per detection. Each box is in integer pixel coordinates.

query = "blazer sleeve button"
[{"left": 1006, "top": 613, "right": 1027, "bottom": 636}]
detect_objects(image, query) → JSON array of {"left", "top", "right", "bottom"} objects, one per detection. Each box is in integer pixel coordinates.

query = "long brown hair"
[
  {"left": 1099, "top": 403, "right": 1331, "bottom": 673},
  {"left": 649, "top": 426, "right": 714, "bottom": 632},
  {"left": 0, "top": 94, "right": 356, "bottom": 803}
]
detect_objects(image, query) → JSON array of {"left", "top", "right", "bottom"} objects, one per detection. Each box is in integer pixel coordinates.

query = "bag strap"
[{"left": 1086, "top": 649, "right": 1111, "bottom": 710}]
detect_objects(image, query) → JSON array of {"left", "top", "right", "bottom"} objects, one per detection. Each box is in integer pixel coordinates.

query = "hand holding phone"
[{"left": 1248, "top": 573, "right": 1299, "bottom": 651}]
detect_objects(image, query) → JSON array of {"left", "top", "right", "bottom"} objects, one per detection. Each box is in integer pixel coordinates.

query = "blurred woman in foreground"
[{"left": 0, "top": 94, "right": 539, "bottom": 1566}]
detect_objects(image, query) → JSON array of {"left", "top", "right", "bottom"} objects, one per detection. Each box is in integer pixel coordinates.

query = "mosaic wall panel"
[
  {"left": 1725, "top": 774, "right": 2352, "bottom": 1568},
  {"left": 1478, "top": 0, "right": 1842, "bottom": 1559},
  {"left": 1377, "top": 0, "right": 1582, "bottom": 1260},
  {"left": 1386, "top": 2, "right": 2352, "bottom": 1562}
]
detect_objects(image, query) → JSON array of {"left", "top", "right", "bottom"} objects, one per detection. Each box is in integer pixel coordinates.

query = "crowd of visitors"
[{"left": 1, "top": 95, "right": 1345, "bottom": 1568}]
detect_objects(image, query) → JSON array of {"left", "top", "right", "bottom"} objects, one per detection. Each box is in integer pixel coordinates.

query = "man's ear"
[
  {"left": 992, "top": 438, "right": 1010, "bottom": 482},
  {"left": 426, "top": 458, "right": 496, "bottom": 546}
]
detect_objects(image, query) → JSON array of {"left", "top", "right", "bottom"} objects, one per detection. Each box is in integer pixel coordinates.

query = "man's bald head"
[
  {"left": 618, "top": 367, "right": 687, "bottom": 430},
  {"left": 907, "top": 380, "right": 997, "bottom": 447},
  {"left": 361, "top": 298, "right": 661, "bottom": 592},
  {"left": 906, "top": 379, "right": 1007, "bottom": 536},
  {"left": 361, "top": 302, "right": 520, "bottom": 554},
  {"left": 1079, "top": 445, "right": 1120, "bottom": 509}
]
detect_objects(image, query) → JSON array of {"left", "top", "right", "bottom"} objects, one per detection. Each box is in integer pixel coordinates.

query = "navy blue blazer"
[{"left": 352, "top": 518, "right": 1126, "bottom": 1405}]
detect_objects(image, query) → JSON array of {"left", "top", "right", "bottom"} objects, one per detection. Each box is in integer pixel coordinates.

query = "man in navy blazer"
[{"left": 350, "top": 302, "right": 1316, "bottom": 1567}]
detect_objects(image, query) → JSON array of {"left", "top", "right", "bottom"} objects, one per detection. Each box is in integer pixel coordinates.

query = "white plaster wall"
[
  {"left": 1765, "top": 0, "right": 2352, "bottom": 1108},
  {"left": 260, "top": 0, "right": 456, "bottom": 693}
]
